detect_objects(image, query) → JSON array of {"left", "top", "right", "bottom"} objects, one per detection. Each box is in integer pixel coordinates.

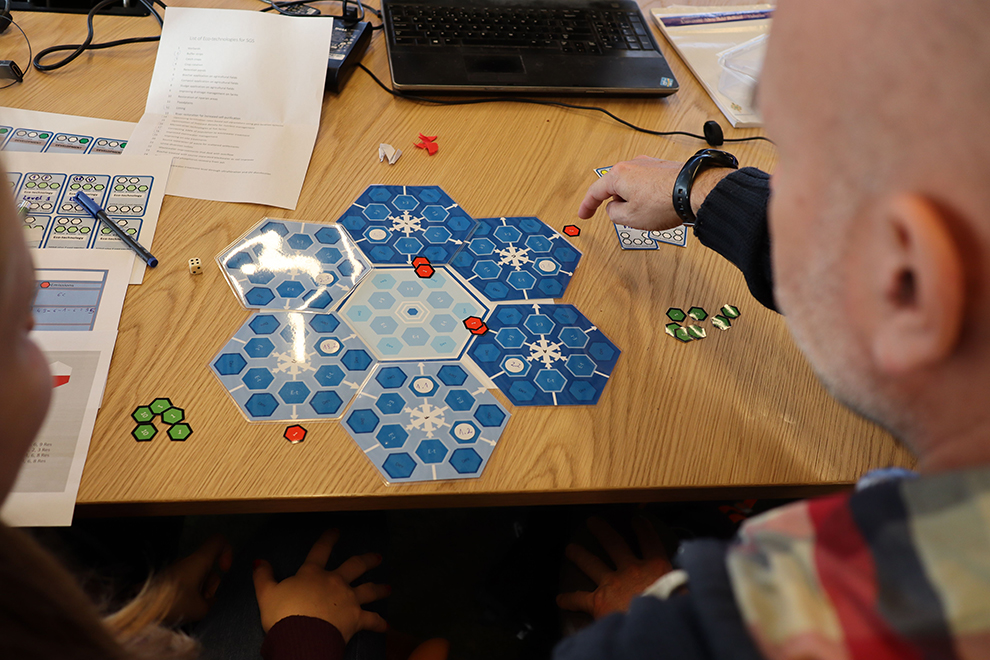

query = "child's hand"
[
  {"left": 557, "top": 517, "right": 672, "bottom": 620},
  {"left": 253, "top": 529, "right": 389, "bottom": 642},
  {"left": 158, "top": 534, "right": 232, "bottom": 625}
]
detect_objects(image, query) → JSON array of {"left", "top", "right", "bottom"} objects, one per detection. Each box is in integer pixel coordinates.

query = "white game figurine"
[
  {"left": 378, "top": 143, "right": 401, "bottom": 165},
  {"left": 188, "top": 257, "right": 203, "bottom": 275}
]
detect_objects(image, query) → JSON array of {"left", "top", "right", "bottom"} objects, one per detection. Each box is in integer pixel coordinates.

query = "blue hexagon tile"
[
  {"left": 218, "top": 219, "right": 371, "bottom": 312},
  {"left": 339, "top": 266, "right": 489, "bottom": 361},
  {"left": 210, "top": 311, "right": 377, "bottom": 422},
  {"left": 449, "top": 217, "right": 581, "bottom": 302},
  {"left": 467, "top": 303, "right": 620, "bottom": 406},
  {"left": 335, "top": 185, "right": 478, "bottom": 265},
  {"left": 343, "top": 362, "right": 510, "bottom": 483}
]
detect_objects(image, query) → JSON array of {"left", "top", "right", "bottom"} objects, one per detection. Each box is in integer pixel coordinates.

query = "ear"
[{"left": 860, "top": 194, "right": 965, "bottom": 375}]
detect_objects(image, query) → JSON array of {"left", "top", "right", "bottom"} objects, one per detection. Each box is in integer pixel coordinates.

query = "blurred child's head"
[{"left": 0, "top": 169, "right": 51, "bottom": 500}]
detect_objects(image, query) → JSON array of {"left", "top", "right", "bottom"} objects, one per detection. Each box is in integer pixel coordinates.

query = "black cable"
[
  {"left": 0, "top": 18, "right": 31, "bottom": 89},
  {"left": 259, "top": 0, "right": 383, "bottom": 29},
  {"left": 33, "top": 0, "right": 166, "bottom": 72},
  {"left": 356, "top": 63, "right": 774, "bottom": 145}
]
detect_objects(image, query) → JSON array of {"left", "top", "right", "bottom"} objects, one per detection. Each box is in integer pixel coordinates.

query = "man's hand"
[
  {"left": 578, "top": 156, "right": 733, "bottom": 230},
  {"left": 253, "top": 529, "right": 389, "bottom": 642},
  {"left": 557, "top": 517, "right": 672, "bottom": 620},
  {"left": 157, "top": 534, "right": 233, "bottom": 625}
]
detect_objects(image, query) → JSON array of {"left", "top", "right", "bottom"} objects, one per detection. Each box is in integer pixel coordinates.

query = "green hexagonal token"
[
  {"left": 666, "top": 307, "right": 687, "bottom": 322},
  {"left": 168, "top": 423, "right": 193, "bottom": 441},
  {"left": 162, "top": 407, "right": 185, "bottom": 425},
  {"left": 665, "top": 323, "right": 680, "bottom": 337},
  {"left": 150, "top": 397, "right": 173, "bottom": 415},
  {"left": 712, "top": 315, "right": 731, "bottom": 330},
  {"left": 688, "top": 306, "right": 708, "bottom": 321},
  {"left": 686, "top": 325, "right": 707, "bottom": 339},
  {"left": 721, "top": 304, "right": 740, "bottom": 319},
  {"left": 132, "top": 406, "right": 154, "bottom": 423},
  {"left": 673, "top": 327, "right": 693, "bottom": 342},
  {"left": 80, "top": 138, "right": 89, "bottom": 144},
  {"left": 132, "top": 423, "right": 157, "bottom": 441}
]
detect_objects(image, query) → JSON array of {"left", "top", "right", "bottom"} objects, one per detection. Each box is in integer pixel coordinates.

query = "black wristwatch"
[{"left": 672, "top": 149, "right": 739, "bottom": 226}]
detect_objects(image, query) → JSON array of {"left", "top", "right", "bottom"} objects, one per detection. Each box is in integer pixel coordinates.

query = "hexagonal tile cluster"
[
  {"left": 218, "top": 220, "right": 372, "bottom": 311},
  {"left": 340, "top": 266, "right": 488, "bottom": 361},
  {"left": 131, "top": 397, "right": 192, "bottom": 442},
  {"left": 343, "top": 362, "right": 509, "bottom": 482},
  {"left": 467, "top": 303, "right": 620, "bottom": 406},
  {"left": 449, "top": 217, "right": 581, "bottom": 301},
  {"left": 210, "top": 185, "right": 620, "bottom": 482},
  {"left": 210, "top": 311, "right": 377, "bottom": 421},
  {"left": 334, "top": 185, "right": 477, "bottom": 265}
]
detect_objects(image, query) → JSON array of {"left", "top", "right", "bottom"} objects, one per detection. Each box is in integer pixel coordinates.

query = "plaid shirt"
[{"left": 728, "top": 467, "right": 990, "bottom": 660}]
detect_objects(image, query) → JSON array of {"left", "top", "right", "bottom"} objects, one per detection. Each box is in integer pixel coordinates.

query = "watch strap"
[{"left": 672, "top": 148, "right": 739, "bottom": 226}]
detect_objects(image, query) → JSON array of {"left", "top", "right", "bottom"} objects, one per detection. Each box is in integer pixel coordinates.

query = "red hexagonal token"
[
  {"left": 415, "top": 264, "right": 435, "bottom": 278},
  {"left": 463, "top": 316, "right": 483, "bottom": 330},
  {"left": 563, "top": 225, "right": 580, "bottom": 237},
  {"left": 469, "top": 322, "right": 488, "bottom": 336},
  {"left": 412, "top": 256, "right": 431, "bottom": 268},
  {"left": 283, "top": 424, "right": 307, "bottom": 444}
]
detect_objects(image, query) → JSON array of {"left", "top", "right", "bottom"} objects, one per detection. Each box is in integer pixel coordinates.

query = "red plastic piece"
[
  {"left": 415, "top": 264, "right": 435, "bottom": 278},
  {"left": 412, "top": 256, "right": 431, "bottom": 268},
  {"left": 415, "top": 133, "right": 439, "bottom": 155},
  {"left": 284, "top": 424, "right": 307, "bottom": 444},
  {"left": 563, "top": 225, "right": 581, "bottom": 237},
  {"left": 463, "top": 316, "right": 488, "bottom": 335}
]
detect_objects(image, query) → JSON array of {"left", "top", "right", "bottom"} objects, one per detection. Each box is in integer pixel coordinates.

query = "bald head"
[{"left": 762, "top": 0, "right": 990, "bottom": 469}]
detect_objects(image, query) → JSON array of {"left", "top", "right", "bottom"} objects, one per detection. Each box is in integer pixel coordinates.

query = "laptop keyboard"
[{"left": 386, "top": 4, "right": 657, "bottom": 54}]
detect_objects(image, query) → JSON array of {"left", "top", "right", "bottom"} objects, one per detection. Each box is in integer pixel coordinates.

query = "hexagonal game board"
[
  {"left": 449, "top": 217, "right": 581, "bottom": 301},
  {"left": 210, "top": 311, "right": 377, "bottom": 421},
  {"left": 334, "top": 185, "right": 478, "bottom": 265},
  {"left": 467, "top": 303, "right": 620, "bottom": 406},
  {"left": 339, "top": 266, "right": 488, "bottom": 361},
  {"left": 343, "top": 362, "right": 510, "bottom": 483},
  {"left": 218, "top": 219, "right": 371, "bottom": 312}
]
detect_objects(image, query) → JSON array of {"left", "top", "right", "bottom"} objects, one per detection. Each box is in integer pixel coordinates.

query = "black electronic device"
[
  {"left": 326, "top": 19, "right": 372, "bottom": 93},
  {"left": 381, "top": 0, "right": 679, "bottom": 95},
  {"left": 10, "top": 0, "right": 148, "bottom": 16}
]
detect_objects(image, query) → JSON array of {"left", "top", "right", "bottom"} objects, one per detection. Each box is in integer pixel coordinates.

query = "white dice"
[{"left": 188, "top": 257, "right": 202, "bottom": 275}]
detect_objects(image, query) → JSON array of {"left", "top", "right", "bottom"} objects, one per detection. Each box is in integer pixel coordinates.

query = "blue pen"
[{"left": 73, "top": 191, "right": 159, "bottom": 268}]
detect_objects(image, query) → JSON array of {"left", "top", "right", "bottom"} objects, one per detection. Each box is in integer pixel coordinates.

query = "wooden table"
[{"left": 2, "top": 0, "right": 913, "bottom": 516}]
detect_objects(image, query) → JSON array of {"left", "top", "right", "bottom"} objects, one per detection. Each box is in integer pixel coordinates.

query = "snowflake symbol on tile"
[
  {"left": 449, "top": 217, "right": 581, "bottom": 302},
  {"left": 343, "top": 362, "right": 510, "bottom": 483},
  {"left": 336, "top": 185, "right": 478, "bottom": 265},
  {"left": 390, "top": 210, "right": 423, "bottom": 235},
  {"left": 274, "top": 350, "right": 318, "bottom": 376},
  {"left": 210, "top": 311, "right": 377, "bottom": 422},
  {"left": 217, "top": 219, "right": 371, "bottom": 312},
  {"left": 496, "top": 245, "right": 531, "bottom": 269},
  {"left": 339, "top": 266, "right": 488, "bottom": 361},
  {"left": 406, "top": 401, "right": 446, "bottom": 435},
  {"left": 467, "top": 303, "right": 620, "bottom": 406},
  {"left": 526, "top": 337, "right": 564, "bottom": 367}
]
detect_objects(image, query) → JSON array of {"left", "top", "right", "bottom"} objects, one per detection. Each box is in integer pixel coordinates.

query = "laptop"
[{"left": 382, "top": 0, "right": 679, "bottom": 95}]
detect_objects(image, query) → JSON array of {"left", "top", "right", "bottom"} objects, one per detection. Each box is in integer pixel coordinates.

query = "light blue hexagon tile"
[
  {"left": 340, "top": 266, "right": 489, "bottom": 362},
  {"left": 210, "top": 311, "right": 378, "bottom": 422},
  {"left": 342, "top": 362, "right": 510, "bottom": 483},
  {"left": 467, "top": 303, "right": 620, "bottom": 406},
  {"left": 217, "top": 219, "right": 371, "bottom": 312},
  {"left": 448, "top": 216, "right": 581, "bottom": 303},
  {"left": 334, "top": 185, "right": 478, "bottom": 265}
]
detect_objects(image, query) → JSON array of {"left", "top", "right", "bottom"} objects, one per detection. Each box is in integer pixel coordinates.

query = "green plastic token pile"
[
  {"left": 131, "top": 397, "right": 193, "bottom": 442},
  {"left": 665, "top": 305, "right": 740, "bottom": 343}
]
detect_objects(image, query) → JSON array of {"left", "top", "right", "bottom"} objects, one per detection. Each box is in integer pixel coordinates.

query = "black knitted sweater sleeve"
[{"left": 693, "top": 167, "right": 776, "bottom": 312}]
